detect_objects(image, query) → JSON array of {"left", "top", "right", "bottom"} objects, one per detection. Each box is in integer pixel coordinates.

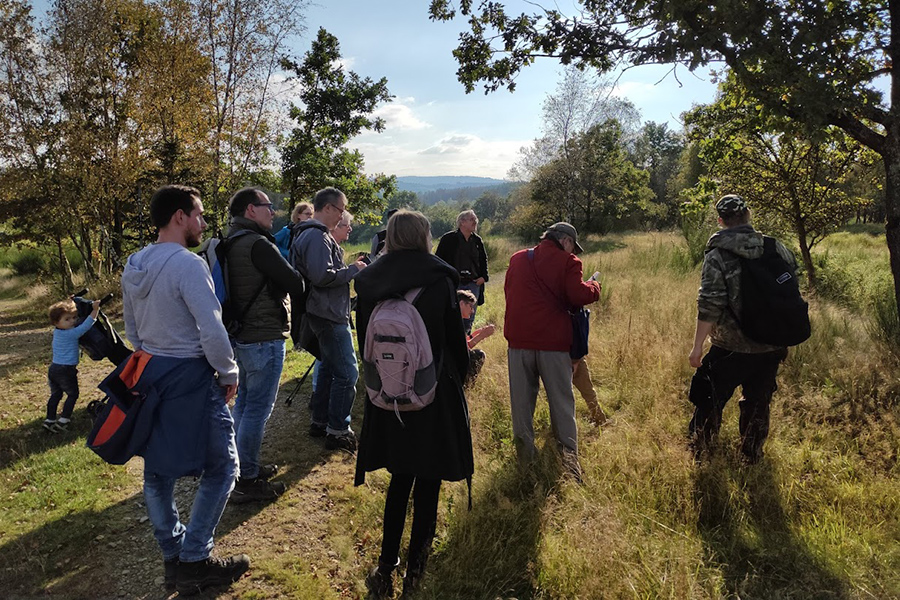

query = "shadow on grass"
[
  {"left": 694, "top": 457, "right": 850, "bottom": 599},
  {"left": 415, "top": 447, "right": 562, "bottom": 600},
  {"left": 1, "top": 373, "right": 338, "bottom": 599},
  {"left": 0, "top": 407, "right": 97, "bottom": 470}
]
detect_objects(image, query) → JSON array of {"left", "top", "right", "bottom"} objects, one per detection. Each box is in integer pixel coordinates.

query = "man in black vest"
[
  {"left": 435, "top": 209, "right": 488, "bottom": 334},
  {"left": 226, "top": 188, "right": 306, "bottom": 502},
  {"left": 688, "top": 194, "right": 797, "bottom": 463}
]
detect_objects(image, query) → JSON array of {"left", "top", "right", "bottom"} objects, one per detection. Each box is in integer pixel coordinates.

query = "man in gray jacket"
[
  {"left": 292, "top": 187, "right": 367, "bottom": 451},
  {"left": 122, "top": 184, "right": 248, "bottom": 595},
  {"left": 225, "top": 188, "right": 306, "bottom": 503}
]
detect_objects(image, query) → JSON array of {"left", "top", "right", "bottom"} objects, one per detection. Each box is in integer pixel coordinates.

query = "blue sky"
[{"left": 298, "top": 1, "right": 720, "bottom": 179}]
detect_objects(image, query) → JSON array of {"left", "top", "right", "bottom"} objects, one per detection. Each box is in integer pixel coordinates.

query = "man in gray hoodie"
[
  {"left": 688, "top": 194, "right": 797, "bottom": 463},
  {"left": 122, "top": 184, "right": 248, "bottom": 595},
  {"left": 292, "top": 187, "right": 367, "bottom": 452}
]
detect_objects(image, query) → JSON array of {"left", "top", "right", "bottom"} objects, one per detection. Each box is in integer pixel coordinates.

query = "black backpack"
[{"left": 721, "top": 236, "right": 811, "bottom": 347}]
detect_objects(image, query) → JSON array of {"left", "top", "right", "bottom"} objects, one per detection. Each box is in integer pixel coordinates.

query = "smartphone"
[{"left": 589, "top": 271, "right": 600, "bottom": 281}]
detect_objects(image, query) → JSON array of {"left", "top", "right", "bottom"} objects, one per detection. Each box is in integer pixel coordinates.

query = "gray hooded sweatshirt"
[{"left": 122, "top": 242, "right": 238, "bottom": 386}]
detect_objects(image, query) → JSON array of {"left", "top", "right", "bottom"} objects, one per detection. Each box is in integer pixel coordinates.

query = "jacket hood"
[
  {"left": 227, "top": 215, "right": 276, "bottom": 242},
  {"left": 356, "top": 250, "right": 459, "bottom": 303},
  {"left": 706, "top": 224, "right": 764, "bottom": 259},
  {"left": 296, "top": 218, "right": 330, "bottom": 235},
  {"left": 122, "top": 243, "right": 185, "bottom": 301}
]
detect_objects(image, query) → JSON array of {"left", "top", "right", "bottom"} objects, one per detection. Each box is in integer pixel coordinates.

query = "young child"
[
  {"left": 457, "top": 289, "right": 495, "bottom": 386},
  {"left": 44, "top": 298, "right": 100, "bottom": 432}
]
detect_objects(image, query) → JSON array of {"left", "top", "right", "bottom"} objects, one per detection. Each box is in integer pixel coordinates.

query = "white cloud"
[{"left": 375, "top": 102, "right": 431, "bottom": 131}]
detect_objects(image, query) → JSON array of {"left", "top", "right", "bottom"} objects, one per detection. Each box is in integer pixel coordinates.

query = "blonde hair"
[
  {"left": 291, "top": 202, "right": 313, "bottom": 224},
  {"left": 49, "top": 299, "right": 77, "bottom": 325},
  {"left": 386, "top": 210, "right": 432, "bottom": 253}
]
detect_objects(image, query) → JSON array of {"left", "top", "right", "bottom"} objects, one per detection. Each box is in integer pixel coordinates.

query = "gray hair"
[{"left": 456, "top": 209, "right": 477, "bottom": 228}]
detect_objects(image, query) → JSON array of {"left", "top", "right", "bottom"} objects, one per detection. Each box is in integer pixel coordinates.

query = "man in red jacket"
[{"left": 504, "top": 223, "right": 601, "bottom": 479}]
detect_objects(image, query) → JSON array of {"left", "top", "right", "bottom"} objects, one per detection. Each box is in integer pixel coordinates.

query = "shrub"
[
  {"left": 10, "top": 249, "right": 49, "bottom": 275},
  {"left": 868, "top": 282, "right": 900, "bottom": 356}
]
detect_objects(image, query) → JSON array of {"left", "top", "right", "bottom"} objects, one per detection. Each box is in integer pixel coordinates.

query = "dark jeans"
[
  {"left": 688, "top": 345, "right": 787, "bottom": 460},
  {"left": 47, "top": 363, "right": 79, "bottom": 420},
  {"left": 380, "top": 474, "right": 441, "bottom": 570}
]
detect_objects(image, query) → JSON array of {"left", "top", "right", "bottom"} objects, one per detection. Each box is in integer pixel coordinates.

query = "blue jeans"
[
  {"left": 232, "top": 339, "right": 285, "bottom": 479},
  {"left": 308, "top": 315, "right": 357, "bottom": 435},
  {"left": 143, "top": 380, "right": 238, "bottom": 562},
  {"left": 459, "top": 282, "right": 481, "bottom": 334}
]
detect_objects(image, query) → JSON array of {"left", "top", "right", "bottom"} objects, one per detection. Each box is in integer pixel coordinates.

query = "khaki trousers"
[{"left": 507, "top": 348, "right": 578, "bottom": 462}]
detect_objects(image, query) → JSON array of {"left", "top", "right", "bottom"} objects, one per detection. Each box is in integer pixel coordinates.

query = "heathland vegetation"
[{"left": 1, "top": 227, "right": 898, "bottom": 598}]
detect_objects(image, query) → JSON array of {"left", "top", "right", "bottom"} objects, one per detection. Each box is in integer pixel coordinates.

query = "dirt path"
[{"left": 0, "top": 296, "right": 376, "bottom": 599}]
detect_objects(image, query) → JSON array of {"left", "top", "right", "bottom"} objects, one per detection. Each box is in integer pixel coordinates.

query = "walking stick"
[{"left": 285, "top": 359, "right": 316, "bottom": 407}]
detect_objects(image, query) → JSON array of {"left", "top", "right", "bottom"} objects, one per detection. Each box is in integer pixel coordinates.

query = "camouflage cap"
[{"left": 715, "top": 194, "right": 748, "bottom": 217}]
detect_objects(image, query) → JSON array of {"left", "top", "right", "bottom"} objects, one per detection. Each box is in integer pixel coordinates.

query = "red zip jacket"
[{"left": 504, "top": 239, "right": 601, "bottom": 352}]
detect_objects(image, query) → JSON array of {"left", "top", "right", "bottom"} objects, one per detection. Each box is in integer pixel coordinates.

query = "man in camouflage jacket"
[{"left": 687, "top": 195, "right": 798, "bottom": 463}]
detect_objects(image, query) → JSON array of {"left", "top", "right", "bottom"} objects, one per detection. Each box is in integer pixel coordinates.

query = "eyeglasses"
[{"left": 253, "top": 203, "right": 275, "bottom": 213}]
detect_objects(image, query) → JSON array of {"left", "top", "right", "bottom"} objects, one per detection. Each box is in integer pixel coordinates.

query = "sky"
[{"left": 297, "top": 1, "right": 721, "bottom": 179}]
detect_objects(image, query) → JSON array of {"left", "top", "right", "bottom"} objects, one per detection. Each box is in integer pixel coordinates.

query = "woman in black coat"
[{"left": 354, "top": 210, "right": 473, "bottom": 598}]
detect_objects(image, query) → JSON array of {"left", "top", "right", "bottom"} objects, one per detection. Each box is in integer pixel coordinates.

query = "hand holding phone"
[{"left": 589, "top": 271, "right": 600, "bottom": 281}]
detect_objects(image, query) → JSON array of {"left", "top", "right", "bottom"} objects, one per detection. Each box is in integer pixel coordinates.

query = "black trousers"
[
  {"left": 380, "top": 474, "right": 441, "bottom": 570},
  {"left": 47, "top": 363, "right": 79, "bottom": 420},
  {"left": 688, "top": 345, "right": 787, "bottom": 459}
]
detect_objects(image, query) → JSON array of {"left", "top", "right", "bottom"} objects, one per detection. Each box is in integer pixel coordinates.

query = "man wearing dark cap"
[
  {"left": 688, "top": 194, "right": 799, "bottom": 463},
  {"left": 503, "top": 222, "right": 601, "bottom": 480},
  {"left": 369, "top": 208, "right": 399, "bottom": 261}
]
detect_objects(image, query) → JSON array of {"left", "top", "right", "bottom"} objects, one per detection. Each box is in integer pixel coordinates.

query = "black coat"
[
  {"left": 354, "top": 250, "right": 473, "bottom": 485},
  {"left": 435, "top": 229, "right": 489, "bottom": 305}
]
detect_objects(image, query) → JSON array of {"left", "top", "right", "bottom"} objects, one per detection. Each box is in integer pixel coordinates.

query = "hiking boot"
[
  {"left": 163, "top": 557, "right": 178, "bottom": 591},
  {"left": 230, "top": 477, "right": 286, "bottom": 504},
  {"left": 365, "top": 559, "right": 398, "bottom": 599},
  {"left": 309, "top": 422, "right": 327, "bottom": 438},
  {"left": 175, "top": 554, "right": 250, "bottom": 596},
  {"left": 256, "top": 463, "right": 279, "bottom": 480},
  {"left": 42, "top": 419, "right": 58, "bottom": 433},
  {"left": 325, "top": 430, "right": 357, "bottom": 453}
]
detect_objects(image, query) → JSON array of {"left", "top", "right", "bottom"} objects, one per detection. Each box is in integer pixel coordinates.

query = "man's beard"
[{"left": 186, "top": 232, "right": 202, "bottom": 248}]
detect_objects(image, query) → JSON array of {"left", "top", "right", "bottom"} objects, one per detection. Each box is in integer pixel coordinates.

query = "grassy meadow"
[{"left": 0, "top": 228, "right": 898, "bottom": 599}]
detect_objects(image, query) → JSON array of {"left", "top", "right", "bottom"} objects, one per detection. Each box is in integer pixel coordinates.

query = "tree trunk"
[
  {"left": 798, "top": 230, "right": 816, "bottom": 289},
  {"left": 882, "top": 148, "right": 900, "bottom": 314},
  {"left": 55, "top": 235, "right": 74, "bottom": 294}
]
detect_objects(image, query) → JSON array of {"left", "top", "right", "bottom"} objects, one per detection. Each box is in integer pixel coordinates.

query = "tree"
[
  {"left": 529, "top": 120, "right": 654, "bottom": 234},
  {"left": 631, "top": 122, "right": 685, "bottom": 227},
  {"left": 687, "top": 84, "right": 876, "bottom": 286},
  {"left": 429, "top": 0, "right": 900, "bottom": 312},
  {"left": 281, "top": 28, "right": 395, "bottom": 221}
]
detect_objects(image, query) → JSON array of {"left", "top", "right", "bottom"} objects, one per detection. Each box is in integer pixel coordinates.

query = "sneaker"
[
  {"left": 164, "top": 557, "right": 178, "bottom": 591},
  {"left": 42, "top": 419, "right": 58, "bottom": 433},
  {"left": 256, "top": 464, "right": 279, "bottom": 480},
  {"left": 561, "top": 449, "right": 583, "bottom": 485},
  {"left": 230, "top": 477, "right": 286, "bottom": 504},
  {"left": 175, "top": 554, "right": 250, "bottom": 596},
  {"left": 325, "top": 430, "right": 357, "bottom": 453},
  {"left": 309, "top": 422, "right": 327, "bottom": 438},
  {"left": 55, "top": 418, "right": 70, "bottom": 432}
]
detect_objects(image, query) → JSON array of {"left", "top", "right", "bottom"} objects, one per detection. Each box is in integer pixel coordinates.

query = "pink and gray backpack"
[{"left": 363, "top": 288, "right": 437, "bottom": 421}]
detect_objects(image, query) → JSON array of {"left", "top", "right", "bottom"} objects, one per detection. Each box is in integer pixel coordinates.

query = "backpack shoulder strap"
[{"left": 762, "top": 235, "right": 777, "bottom": 257}]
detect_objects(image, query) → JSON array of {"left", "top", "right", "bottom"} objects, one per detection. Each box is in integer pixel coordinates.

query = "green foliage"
[
  {"left": 280, "top": 28, "right": 395, "bottom": 221},
  {"left": 9, "top": 248, "right": 48, "bottom": 276}
]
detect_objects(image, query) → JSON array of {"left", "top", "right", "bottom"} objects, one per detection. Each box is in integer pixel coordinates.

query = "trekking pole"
[{"left": 285, "top": 359, "right": 316, "bottom": 407}]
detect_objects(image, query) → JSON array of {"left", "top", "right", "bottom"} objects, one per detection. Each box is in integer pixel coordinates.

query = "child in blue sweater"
[{"left": 44, "top": 298, "right": 99, "bottom": 432}]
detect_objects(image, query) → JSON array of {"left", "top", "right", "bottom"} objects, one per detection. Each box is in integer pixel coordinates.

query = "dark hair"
[
  {"left": 457, "top": 289, "right": 477, "bottom": 305},
  {"left": 228, "top": 187, "right": 265, "bottom": 217},
  {"left": 312, "top": 187, "right": 345, "bottom": 212},
  {"left": 149, "top": 185, "right": 201, "bottom": 228},
  {"left": 720, "top": 209, "right": 751, "bottom": 228},
  {"left": 48, "top": 299, "right": 76, "bottom": 324}
]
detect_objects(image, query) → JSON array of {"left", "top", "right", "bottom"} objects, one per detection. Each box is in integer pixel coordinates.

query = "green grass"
[{"left": 0, "top": 229, "right": 899, "bottom": 598}]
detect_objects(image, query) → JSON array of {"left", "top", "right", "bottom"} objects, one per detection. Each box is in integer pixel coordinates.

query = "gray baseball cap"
[
  {"left": 547, "top": 222, "right": 584, "bottom": 254},
  {"left": 715, "top": 194, "right": 748, "bottom": 217}
]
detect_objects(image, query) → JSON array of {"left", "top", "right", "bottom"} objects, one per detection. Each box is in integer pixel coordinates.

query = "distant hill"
[
  {"left": 396, "top": 176, "right": 519, "bottom": 205},
  {"left": 396, "top": 176, "right": 506, "bottom": 194}
]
